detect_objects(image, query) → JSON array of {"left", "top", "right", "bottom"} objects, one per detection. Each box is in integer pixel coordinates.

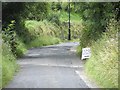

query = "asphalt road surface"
[{"left": 6, "top": 42, "right": 89, "bottom": 88}]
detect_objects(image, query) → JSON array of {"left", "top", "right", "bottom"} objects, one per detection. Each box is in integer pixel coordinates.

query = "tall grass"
[
  {"left": 2, "top": 43, "right": 18, "bottom": 87},
  {"left": 85, "top": 19, "right": 118, "bottom": 88}
]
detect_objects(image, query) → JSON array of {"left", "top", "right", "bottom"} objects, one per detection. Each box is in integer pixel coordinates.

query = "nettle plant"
[{"left": 2, "top": 20, "right": 17, "bottom": 56}]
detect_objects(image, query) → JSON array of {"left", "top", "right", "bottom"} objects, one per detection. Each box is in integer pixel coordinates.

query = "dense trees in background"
[
  {"left": 76, "top": 2, "right": 119, "bottom": 54},
  {"left": 2, "top": 2, "right": 48, "bottom": 23},
  {"left": 2, "top": 3, "right": 25, "bottom": 24},
  {"left": 24, "top": 2, "right": 48, "bottom": 21},
  {"left": 2, "top": 2, "right": 49, "bottom": 56}
]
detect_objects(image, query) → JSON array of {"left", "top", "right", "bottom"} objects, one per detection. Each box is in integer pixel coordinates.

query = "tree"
[
  {"left": 24, "top": 2, "right": 48, "bottom": 21},
  {"left": 78, "top": 2, "right": 118, "bottom": 48}
]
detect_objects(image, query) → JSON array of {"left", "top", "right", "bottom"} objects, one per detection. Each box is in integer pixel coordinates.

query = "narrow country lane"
[{"left": 6, "top": 42, "right": 90, "bottom": 88}]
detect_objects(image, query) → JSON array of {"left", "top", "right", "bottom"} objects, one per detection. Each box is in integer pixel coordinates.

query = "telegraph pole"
[{"left": 68, "top": 0, "right": 71, "bottom": 40}]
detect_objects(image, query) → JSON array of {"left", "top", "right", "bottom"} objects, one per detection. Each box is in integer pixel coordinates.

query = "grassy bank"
[
  {"left": 84, "top": 19, "right": 118, "bottom": 88},
  {"left": 2, "top": 43, "right": 18, "bottom": 87}
]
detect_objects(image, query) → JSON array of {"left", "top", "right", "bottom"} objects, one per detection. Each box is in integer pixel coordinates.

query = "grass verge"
[
  {"left": 84, "top": 19, "right": 118, "bottom": 88},
  {"left": 2, "top": 43, "right": 18, "bottom": 87}
]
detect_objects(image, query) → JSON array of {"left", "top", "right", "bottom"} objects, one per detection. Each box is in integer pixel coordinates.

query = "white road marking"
[
  {"left": 75, "top": 70, "right": 100, "bottom": 88},
  {"left": 19, "top": 62, "right": 83, "bottom": 68},
  {"left": 27, "top": 54, "right": 40, "bottom": 56}
]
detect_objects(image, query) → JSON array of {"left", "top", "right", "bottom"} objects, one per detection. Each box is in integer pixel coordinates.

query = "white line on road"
[
  {"left": 75, "top": 70, "right": 100, "bottom": 88},
  {"left": 19, "top": 62, "right": 83, "bottom": 68}
]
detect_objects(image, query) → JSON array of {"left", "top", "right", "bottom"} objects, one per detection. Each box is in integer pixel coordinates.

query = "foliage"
[
  {"left": 2, "top": 43, "right": 18, "bottom": 87},
  {"left": 47, "top": 11, "right": 61, "bottom": 25},
  {"left": 2, "top": 2, "right": 48, "bottom": 23},
  {"left": 2, "top": 20, "right": 27, "bottom": 58},
  {"left": 25, "top": 20, "right": 60, "bottom": 37},
  {"left": 51, "top": 2, "right": 62, "bottom": 11},
  {"left": 15, "top": 37, "right": 27, "bottom": 58},
  {"left": 28, "top": 36, "right": 61, "bottom": 48},
  {"left": 76, "top": 2, "right": 119, "bottom": 88},
  {"left": 2, "top": 20, "right": 17, "bottom": 56},
  {"left": 24, "top": 2, "right": 48, "bottom": 21},
  {"left": 85, "top": 19, "right": 118, "bottom": 88},
  {"left": 2, "top": 2, "right": 25, "bottom": 24},
  {"left": 77, "top": 2, "right": 119, "bottom": 54},
  {"left": 25, "top": 20, "right": 61, "bottom": 48}
]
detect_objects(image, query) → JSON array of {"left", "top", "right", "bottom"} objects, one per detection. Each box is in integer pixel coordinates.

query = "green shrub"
[
  {"left": 2, "top": 20, "right": 17, "bottom": 56},
  {"left": 15, "top": 37, "right": 27, "bottom": 58}
]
